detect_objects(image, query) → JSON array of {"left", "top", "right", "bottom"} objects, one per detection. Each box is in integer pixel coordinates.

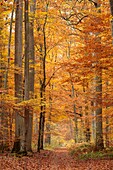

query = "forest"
[{"left": 0, "top": 0, "right": 113, "bottom": 169}]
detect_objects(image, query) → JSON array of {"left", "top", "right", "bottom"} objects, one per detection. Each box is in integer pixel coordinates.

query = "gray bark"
[
  {"left": 95, "top": 0, "right": 104, "bottom": 150},
  {"left": 12, "top": 0, "right": 24, "bottom": 153},
  {"left": 26, "top": 0, "right": 36, "bottom": 152},
  {"left": 45, "top": 85, "right": 52, "bottom": 145},
  {"left": 94, "top": 75, "right": 103, "bottom": 149},
  {"left": 90, "top": 0, "right": 104, "bottom": 150}
]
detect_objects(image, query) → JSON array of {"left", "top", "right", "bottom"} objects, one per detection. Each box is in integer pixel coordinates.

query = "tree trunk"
[
  {"left": 24, "top": 0, "right": 30, "bottom": 153},
  {"left": 90, "top": 0, "right": 104, "bottom": 150},
  {"left": 74, "top": 104, "right": 78, "bottom": 143},
  {"left": 12, "top": 0, "right": 24, "bottom": 153},
  {"left": 45, "top": 87, "right": 52, "bottom": 145},
  {"left": 37, "top": 4, "right": 48, "bottom": 152},
  {"left": 26, "top": 0, "right": 36, "bottom": 152},
  {"left": 83, "top": 83, "right": 90, "bottom": 143},
  {"left": 95, "top": 1, "right": 104, "bottom": 151},
  {"left": 94, "top": 75, "right": 104, "bottom": 150},
  {"left": 4, "top": 0, "right": 15, "bottom": 90},
  {"left": 38, "top": 89, "right": 46, "bottom": 151},
  {"left": 70, "top": 77, "right": 78, "bottom": 143}
]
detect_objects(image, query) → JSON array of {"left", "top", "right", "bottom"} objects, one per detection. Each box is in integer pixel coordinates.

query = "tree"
[
  {"left": 25, "top": 0, "right": 36, "bottom": 152},
  {"left": 12, "top": 0, "right": 24, "bottom": 153},
  {"left": 37, "top": 2, "right": 49, "bottom": 152},
  {"left": 93, "top": 0, "right": 104, "bottom": 151}
]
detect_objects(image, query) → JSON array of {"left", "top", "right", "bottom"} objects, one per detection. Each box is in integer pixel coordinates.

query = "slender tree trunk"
[
  {"left": 95, "top": 1, "right": 104, "bottom": 150},
  {"left": 45, "top": 85, "right": 52, "bottom": 145},
  {"left": 70, "top": 74, "right": 78, "bottom": 143},
  {"left": 83, "top": 83, "right": 90, "bottom": 143},
  {"left": 9, "top": 109, "right": 13, "bottom": 148},
  {"left": 37, "top": 4, "right": 48, "bottom": 152},
  {"left": 38, "top": 88, "right": 45, "bottom": 151},
  {"left": 45, "top": 116, "right": 51, "bottom": 145},
  {"left": 4, "top": 0, "right": 15, "bottom": 90},
  {"left": 85, "top": 106, "right": 90, "bottom": 143},
  {"left": 90, "top": 0, "right": 104, "bottom": 150},
  {"left": 105, "top": 116, "right": 109, "bottom": 147},
  {"left": 12, "top": 0, "right": 24, "bottom": 153},
  {"left": 40, "top": 105, "right": 46, "bottom": 149},
  {"left": 24, "top": 0, "right": 30, "bottom": 153},
  {"left": 74, "top": 103, "right": 78, "bottom": 143},
  {"left": 67, "top": 43, "right": 78, "bottom": 143},
  {"left": 94, "top": 74, "right": 104, "bottom": 150},
  {"left": 26, "top": 0, "right": 36, "bottom": 152}
]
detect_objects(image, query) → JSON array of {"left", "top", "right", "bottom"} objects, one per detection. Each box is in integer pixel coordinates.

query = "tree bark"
[
  {"left": 12, "top": 0, "right": 24, "bottom": 153},
  {"left": 90, "top": 0, "right": 104, "bottom": 150},
  {"left": 95, "top": 0, "right": 104, "bottom": 151},
  {"left": 94, "top": 75, "right": 104, "bottom": 150},
  {"left": 37, "top": 4, "right": 48, "bottom": 152},
  {"left": 26, "top": 0, "right": 36, "bottom": 152},
  {"left": 45, "top": 85, "right": 52, "bottom": 145},
  {"left": 24, "top": 0, "right": 30, "bottom": 153}
]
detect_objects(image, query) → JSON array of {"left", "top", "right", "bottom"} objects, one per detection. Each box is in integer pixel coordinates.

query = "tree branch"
[
  {"left": 88, "top": 0, "right": 98, "bottom": 7},
  {"left": 45, "top": 67, "right": 61, "bottom": 88}
]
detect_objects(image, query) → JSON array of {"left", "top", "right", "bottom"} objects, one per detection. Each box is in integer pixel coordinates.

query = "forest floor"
[{"left": 0, "top": 148, "right": 113, "bottom": 170}]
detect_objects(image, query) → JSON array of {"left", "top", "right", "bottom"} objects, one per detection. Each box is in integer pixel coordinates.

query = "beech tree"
[
  {"left": 92, "top": 0, "right": 104, "bottom": 150},
  {"left": 26, "top": 0, "right": 36, "bottom": 152},
  {"left": 12, "top": 0, "right": 24, "bottom": 153}
]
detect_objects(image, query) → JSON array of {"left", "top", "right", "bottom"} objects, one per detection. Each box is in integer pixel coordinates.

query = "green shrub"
[
  {"left": 78, "top": 151, "right": 104, "bottom": 160},
  {"left": 69, "top": 143, "right": 113, "bottom": 160}
]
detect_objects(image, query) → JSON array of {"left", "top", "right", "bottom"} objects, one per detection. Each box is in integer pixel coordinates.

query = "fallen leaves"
[{"left": 0, "top": 149, "right": 113, "bottom": 170}]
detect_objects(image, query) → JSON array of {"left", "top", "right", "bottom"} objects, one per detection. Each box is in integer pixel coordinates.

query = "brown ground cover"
[{"left": 0, "top": 148, "right": 113, "bottom": 170}]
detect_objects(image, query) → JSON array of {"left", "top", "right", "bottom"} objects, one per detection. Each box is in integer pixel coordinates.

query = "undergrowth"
[{"left": 69, "top": 143, "right": 113, "bottom": 160}]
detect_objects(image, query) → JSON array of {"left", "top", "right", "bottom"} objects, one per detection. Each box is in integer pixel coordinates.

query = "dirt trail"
[
  {"left": 36, "top": 148, "right": 113, "bottom": 170},
  {"left": 37, "top": 148, "right": 78, "bottom": 170},
  {"left": 1, "top": 148, "right": 113, "bottom": 170}
]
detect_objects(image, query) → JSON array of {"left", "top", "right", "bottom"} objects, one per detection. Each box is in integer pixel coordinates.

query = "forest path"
[
  {"left": 1, "top": 148, "right": 113, "bottom": 170},
  {"left": 37, "top": 148, "right": 78, "bottom": 170},
  {"left": 36, "top": 148, "right": 113, "bottom": 170}
]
